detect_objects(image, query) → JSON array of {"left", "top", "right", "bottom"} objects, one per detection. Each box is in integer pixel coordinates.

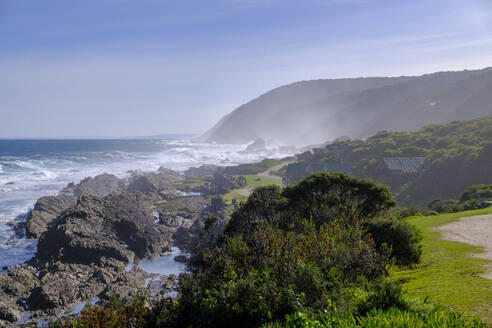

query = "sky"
[{"left": 0, "top": 0, "right": 491, "bottom": 138}]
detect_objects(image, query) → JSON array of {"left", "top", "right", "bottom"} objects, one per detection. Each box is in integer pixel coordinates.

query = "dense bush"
[
  {"left": 390, "top": 205, "right": 433, "bottom": 218},
  {"left": 148, "top": 173, "right": 415, "bottom": 327},
  {"left": 364, "top": 217, "right": 422, "bottom": 266},
  {"left": 47, "top": 173, "right": 436, "bottom": 328},
  {"left": 460, "top": 184, "right": 492, "bottom": 202},
  {"left": 428, "top": 199, "right": 464, "bottom": 214}
]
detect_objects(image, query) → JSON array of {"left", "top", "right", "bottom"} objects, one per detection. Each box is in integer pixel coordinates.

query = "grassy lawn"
[
  {"left": 392, "top": 207, "right": 492, "bottom": 323},
  {"left": 222, "top": 174, "right": 282, "bottom": 210},
  {"left": 223, "top": 158, "right": 285, "bottom": 175}
]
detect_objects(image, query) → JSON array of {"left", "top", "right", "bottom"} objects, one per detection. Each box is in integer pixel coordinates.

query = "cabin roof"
[{"left": 382, "top": 157, "right": 425, "bottom": 174}]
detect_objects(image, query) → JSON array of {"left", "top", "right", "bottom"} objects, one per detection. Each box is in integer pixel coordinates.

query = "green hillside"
[{"left": 284, "top": 117, "right": 492, "bottom": 204}]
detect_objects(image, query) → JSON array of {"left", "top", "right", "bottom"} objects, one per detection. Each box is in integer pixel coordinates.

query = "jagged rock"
[
  {"left": 38, "top": 191, "right": 170, "bottom": 265},
  {"left": 128, "top": 169, "right": 182, "bottom": 193},
  {"left": 209, "top": 173, "right": 235, "bottom": 194},
  {"left": 184, "top": 165, "right": 219, "bottom": 180},
  {"left": 62, "top": 173, "right": 126, "bottom": 197},
  {"left": 0, "top": 167, "right": 212, "bottom": 325},
  {"left": 127, "top": 175, "right": 158, "bottom": 193},
  {"left": 26, "top": 194, "right": 76, "bottom": 238},
  {"left": 0, "top": 266, "right": 39, "bottom": 298},
  {"left": 100, "top": 270, "right": 148, "bottom": 303},
  {"left": 0, "top": 301, "right": 20, "bottom": 323}
]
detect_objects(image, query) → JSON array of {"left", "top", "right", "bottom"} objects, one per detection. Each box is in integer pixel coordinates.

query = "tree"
[{"left": 282, "top": 172, "right": 395, "bottom": 228}]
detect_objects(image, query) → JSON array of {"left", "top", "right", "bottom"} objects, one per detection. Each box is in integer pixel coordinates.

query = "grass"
[
  {"left": 173, "top": 177, "right": 206, "bottom": 191},
  {"left": 223, "top": 158, "right": 284, "bottom": 175},
  {"left": 222, "top": 174, "right": 282, "bottom": 211},
  {"left": 264, "top": 309, "right": 488, "bottom": 328},
  {"left": 392, "top": 207, "right": 492, "bottom": 323}
]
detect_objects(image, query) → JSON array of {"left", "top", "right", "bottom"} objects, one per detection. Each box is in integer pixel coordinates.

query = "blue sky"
[{"left": 1, "top": 0, "right": 491, "bottom": 137}]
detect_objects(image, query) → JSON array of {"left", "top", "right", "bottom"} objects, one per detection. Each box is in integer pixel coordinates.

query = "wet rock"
[
  {"left": 174, "top": 255, "right": 187, "bottom": 263},
  {"left": 26, "top": 194, "right": 76, "bottom": 238}
]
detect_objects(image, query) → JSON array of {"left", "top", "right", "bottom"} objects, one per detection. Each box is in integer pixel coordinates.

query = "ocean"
[{"left": 0, "top": 138, "right": 288, "bottom": 271}]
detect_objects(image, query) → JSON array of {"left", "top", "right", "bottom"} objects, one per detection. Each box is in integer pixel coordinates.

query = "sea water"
[{"left": 0, "top": 138, "right": 290, "bottom": 272}]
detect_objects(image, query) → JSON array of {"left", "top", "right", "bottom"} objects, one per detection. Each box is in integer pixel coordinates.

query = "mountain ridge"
[{"left": 199, "top": 67, "right": 492, "bottom": 146}]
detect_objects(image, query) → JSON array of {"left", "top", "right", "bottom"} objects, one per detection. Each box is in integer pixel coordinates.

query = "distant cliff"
[{"left": 199, "top": 67, "right": 492, "bottom": 146}]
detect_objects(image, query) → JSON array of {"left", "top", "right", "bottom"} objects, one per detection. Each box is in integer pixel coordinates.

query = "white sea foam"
[{"left": 0, "top": 140, "right": 294, "bottom": 270}]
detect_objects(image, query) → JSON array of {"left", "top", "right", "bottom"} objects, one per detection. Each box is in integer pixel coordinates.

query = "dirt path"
[
  {"left": 258, "top": 163, "right": 288, "bottom": 181},
  {"left": 438, "top": 213, "right": 492, "bottom": 279},
  {"left": 238, "top": 188, "right": 254, "bottom": 197},
  {"left": 236, "top": 163, "right": 289, "bottom": 197}
]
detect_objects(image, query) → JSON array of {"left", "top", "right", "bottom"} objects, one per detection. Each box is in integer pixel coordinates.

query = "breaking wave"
[{"left": 0, "top": 139, "right": 293, "bottom": 271}]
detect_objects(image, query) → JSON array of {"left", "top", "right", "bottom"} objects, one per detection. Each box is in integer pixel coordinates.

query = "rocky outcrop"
[
  {"left": 184, "top": 165, "right": 220, "bottom": 180},
  {"left": 26, "top": 194, "right": 76, "bottom": 238},
  {"left": 0, "top": 167, "right": 223, "bottom": 326},
  {"left": 128, "top": 168, "right": 182, "bottom": 194},
  {"left": 62, "top": 173, "right": 126, "bottom": 197},
  {"left": 38, "top": 191, "right": 170, "bottom": 265}
]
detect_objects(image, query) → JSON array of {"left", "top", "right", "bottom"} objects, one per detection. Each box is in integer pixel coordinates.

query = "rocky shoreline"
[{"left": 0, "top": 165, "right": 243, "bottom": 327}]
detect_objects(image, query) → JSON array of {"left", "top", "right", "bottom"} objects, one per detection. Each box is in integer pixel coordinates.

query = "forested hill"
[
  {"left": 199, "top": 67, "right": 492, "bottom": 146},
  {"left": 283, "top": 117, "right": 492, "bottom": 204}
]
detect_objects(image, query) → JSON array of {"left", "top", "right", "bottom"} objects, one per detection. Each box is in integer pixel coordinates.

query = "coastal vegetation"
[
  {"left": 46, "top": 172, "right": 489, "bottom": 328},
  {"left": 284, "top": 117, "right": 492, "bottom": 205}
]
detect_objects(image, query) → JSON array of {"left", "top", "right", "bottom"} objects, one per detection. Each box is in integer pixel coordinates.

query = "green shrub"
[
  {"left": 463, "top": 198, "right": 481, "bottom": 211},
  {"left": 364, "top": 217, "right": 422, "bottom": 266}
]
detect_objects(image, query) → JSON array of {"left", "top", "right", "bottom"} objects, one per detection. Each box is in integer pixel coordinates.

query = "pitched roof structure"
[{"left": 382, "top": 157, "right": 426, "bottom": 174}]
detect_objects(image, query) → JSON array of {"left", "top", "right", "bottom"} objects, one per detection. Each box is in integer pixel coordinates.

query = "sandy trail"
[
  {"left": 236, "top": 163, "right": 288, "bottom": 197},
  {"left": 258, "top": 163, "right": 286, "bottom": 181},
  {"left": 438, "top": 213, "right": 492, "bottom": 279}
]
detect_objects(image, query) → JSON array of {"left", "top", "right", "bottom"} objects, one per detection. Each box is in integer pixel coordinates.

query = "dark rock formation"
[
  {"left": 26, "top": 194, "right": 76, "bottom": 238},
  {"left": 0, "top": 167, "right": 219, "bottom": 326},
  {"left": 38, "top": 191, "right": 169, "bottom": 265},
  {"left": 184, "top": 165, "right": 220, "bottom": 180},
  {"left": 62, "top": 173, "right": 126, "bottom": 197},
  {"left": 208, "top": 173, "right": 236, "bottom": 195},
  {"left": 128, "top": 168, "right": 182, "bottom": 194}
]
